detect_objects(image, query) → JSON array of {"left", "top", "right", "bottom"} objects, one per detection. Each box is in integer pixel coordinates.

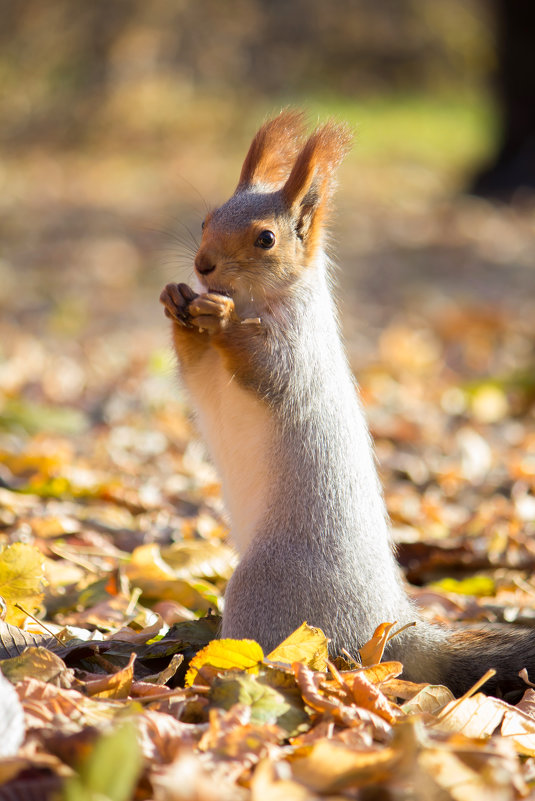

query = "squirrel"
[{"left": 160, "top": 110, "right": 534, "bottom": 699}]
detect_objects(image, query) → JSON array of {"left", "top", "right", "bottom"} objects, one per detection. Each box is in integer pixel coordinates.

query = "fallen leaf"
[
  {"left": 210, "top": 668, "right": 309, "bottom": 736},
  {"left": 185, "top": 638, "right": 264, "bottom": 687},
  {"left": 358, "top": 622, "right": 397, "bottom": 666},
  {"left": 17, "top": 677, "right": 122, "bottom": 731},
  {"left": 436, "top": 692, "right": 505, "bottom": 739},
  {"left": 0, "top": 543, "right": 46, "bottom": 625},
  {"left": 401, "top": 684, "right": 454, "bottom": 715},
  {"left": 0, "top": 646, "right": 73, "bottom": 687},
  {"left": 63, "top": 721, "right": 142, "bottom": 801},
  {"left": 84, "top": 652, "right": 135, "bottom": 699},
  {"left": 349, "top": 671, "right": 398, "bottom": 724},
  {"left": 0, "top": 620, "right": 56, "bottom": 659},
  {"left": 290, "top": 738, "right": 398, "bottom": 793},
  {"left": 267, "top": 622, "right": 329, "bottom": 671}
]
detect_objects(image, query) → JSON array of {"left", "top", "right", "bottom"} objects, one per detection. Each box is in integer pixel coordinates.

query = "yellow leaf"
[
  {"left": 0, "top": 543, "right": 46, "bottom": 625},
  {"left": 125, "top": 543, "right": 220, "bottom": 611},
  {"left": 185, "top": 638, "right": 264, "bottom": 687},
  {"left": 267, "top": 622, "right": 329, "bottom": 671},
  {"left": 353, "top": 661, "right": 403, "bottom": 685},
  {"left": 358, "top": 622, "right": 397, "bottom": 667},
  {"left": 431, "top": 575, "right": 495, "bottom": 597}
]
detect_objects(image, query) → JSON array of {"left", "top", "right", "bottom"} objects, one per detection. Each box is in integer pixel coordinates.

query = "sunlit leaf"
[
  {"left": 185, "top": 638, "right": 264, "bottom": 687},
  {"left": 0, "top": 543, "right": 46, "bottom": 625},
  {"left": 267, "top": 622, "right": 329, "bottom": 671},
  {"left": 0, "top": 646, "right": 73, "bottom": 687},
  {"left": 358, "top": 622, "right": 397, "bottom": 666},
  {"left": 401, "top": 684, "right": 454, "bottom": 715},
  {"left": 290, "top": 738, "right": 398, "bottom": 793},
  {"left": 431, "top": 575, "right": 495, "bottom": 597}
]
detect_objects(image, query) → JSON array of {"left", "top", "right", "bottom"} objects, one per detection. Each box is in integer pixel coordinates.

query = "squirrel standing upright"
[{"left": 161, "top": 110, "right": 534, "bottom": 698}]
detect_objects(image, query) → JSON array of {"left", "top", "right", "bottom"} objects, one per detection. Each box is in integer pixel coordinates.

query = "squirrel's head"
[{"left": 194, "top": 110, "right": 353, "bottom": 310}]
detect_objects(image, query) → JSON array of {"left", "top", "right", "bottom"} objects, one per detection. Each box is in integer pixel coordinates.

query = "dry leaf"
[
  {"left": 84, "top": 652, "right": 135, "bottom": 699},
  {"left": 0, "top": 620, "right": 56, "bottom": 660},
  {"left": 267, "top": 622, "right": 329, "bottom": 671},
  {"left": 401, "top": 684, "right": 455, "bottom": 715},
  {"left": 0, "top": 543, "right": 46, "bottom": 625},
  {"left": 358, "top": 622, "right": 397, "bottom": 666},
  {"left": 290, "top": 739, "right": 398, "bottom": 793},
  {"left": 185, "top": 638, "right": 264, "bottom": 687},
  {"left": 435, "top": 692, "right": 505, "bottom": 739},
  {"left": 17, "top": 677, "right": 122, "bottom": 731},
  {"left": 349, "top": 672, "right": 398, "bottom": 724},
  {"left": 0, "top": 646, "right": 73, "bottom": 688}
]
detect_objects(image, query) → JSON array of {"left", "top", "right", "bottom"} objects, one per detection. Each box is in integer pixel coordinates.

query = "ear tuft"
[
  {"left": 282, "top": 120, "right": 353, "bottom": 210},
  {"left": 281, "top": 120, "right": 353, "bottom": 248},
  {"left": 238, "top": 109, "right": 307, "bottom": 190}
]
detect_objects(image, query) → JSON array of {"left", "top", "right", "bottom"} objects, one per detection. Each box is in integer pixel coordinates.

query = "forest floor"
[{"left": 1, "top": 95, "right": 535, "bottom": 799}]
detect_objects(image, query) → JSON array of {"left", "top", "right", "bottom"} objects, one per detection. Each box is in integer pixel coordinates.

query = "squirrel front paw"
[
  {"left": 160, "top": 283, "right": 198, "bottom": 327},
  {"left": 188, "top": 293, "right": 237, "bottom": 335}
]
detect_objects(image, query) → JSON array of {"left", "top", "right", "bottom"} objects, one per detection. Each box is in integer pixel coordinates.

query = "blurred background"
[{"left": 1, "top": 1, "right": 534, "bottom": 577}]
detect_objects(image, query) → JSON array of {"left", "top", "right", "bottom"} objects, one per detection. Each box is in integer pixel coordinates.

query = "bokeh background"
[{"left": 1, "top": 1, "right": 534, "bottom": 580}]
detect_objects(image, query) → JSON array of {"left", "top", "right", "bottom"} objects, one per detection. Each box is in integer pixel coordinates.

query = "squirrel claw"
[{"left": 160, "top": 282, "right": 198, "bottom": 327}]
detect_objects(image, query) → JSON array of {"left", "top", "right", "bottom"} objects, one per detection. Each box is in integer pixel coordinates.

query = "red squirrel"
[{"left": 160, "top": 110, "right": 533, "bottom": 698}]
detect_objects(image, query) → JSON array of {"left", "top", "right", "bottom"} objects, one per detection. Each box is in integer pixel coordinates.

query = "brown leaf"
[
  {"left": 0, "top": 620, "right": 56, "bottom": 660},
  {"left": 137, "top": 708, "right": 206, "bottom": 762},
  {"left": 0, "top": 646, "right": 74, "bottom": 688},
  {"left": 290, "top": 739, "right": 398, "bottom": 793},
  {"left": 349, "top": 672, "right": 397, "bottom": 724},
  {"left": 251, "top": 758, "right": 321, "bottom": 801},
  {"left": 17, "top": 677, "right": 121, "bottom": 731},
  {"left": 293, "top": 662, "right": 391, "bottom": 740},
  {"left": 84, "top": 652, "right": 135, "bottom": 699}
]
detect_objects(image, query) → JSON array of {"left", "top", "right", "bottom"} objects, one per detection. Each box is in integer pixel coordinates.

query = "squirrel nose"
[{"left": 195, "top": 253, "right": 216, "bottom": 275}]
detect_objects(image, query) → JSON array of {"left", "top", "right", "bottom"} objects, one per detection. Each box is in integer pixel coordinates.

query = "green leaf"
[
  {"left": 0, "top": 398, "right": 88, "bottom": 435},
  {"left": 63, "top": 721, "right": 142, "bottom": 801},
  {"left": 211, "top": 666, "right": 310, "bottom": 736}
]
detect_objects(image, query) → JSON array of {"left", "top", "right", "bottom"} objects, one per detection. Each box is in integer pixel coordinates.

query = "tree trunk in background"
[{"left": 470, "top": 0, "right": 535, "bottom": 200}]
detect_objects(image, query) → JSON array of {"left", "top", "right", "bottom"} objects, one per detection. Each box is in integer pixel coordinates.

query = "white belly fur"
[{"left": 183, "top": 350, "right": 273, "bottom": 555}]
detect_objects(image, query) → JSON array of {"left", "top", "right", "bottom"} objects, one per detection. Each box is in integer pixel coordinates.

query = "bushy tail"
[
  {"left": 394, "top": 623, "right": 535, "bottom": 701},
  {"left": 438, "top": 626, "right": 535, "bottom": 700}
]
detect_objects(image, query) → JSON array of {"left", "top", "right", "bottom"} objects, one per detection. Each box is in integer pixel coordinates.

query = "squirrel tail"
[
  {"left": 397, "top": 623, "right": 535, "bottom": 701},
  {"left": 438, "top": 626, "right": 535, "bottom": 700}
]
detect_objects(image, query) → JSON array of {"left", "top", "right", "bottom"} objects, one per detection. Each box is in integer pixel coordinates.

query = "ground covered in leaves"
[{"left": 1, "top": 98, "right": 535, "bottom": 800}]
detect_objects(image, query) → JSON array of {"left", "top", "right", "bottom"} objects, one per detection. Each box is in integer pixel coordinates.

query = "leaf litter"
[{"left": 1, "top": 114, "right": 535, "bottom": 799}]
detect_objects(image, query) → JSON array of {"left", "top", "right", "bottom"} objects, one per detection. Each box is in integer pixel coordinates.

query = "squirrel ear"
[
  {"left": 237, "top": 109, "right": 307, "bottom": 190},
  {"left": 282, "top": 121, "right": 353, "bottom": 247}
]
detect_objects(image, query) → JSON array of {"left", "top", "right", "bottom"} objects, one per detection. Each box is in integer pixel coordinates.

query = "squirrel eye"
[
  {"left": 201, "top": 220, "right": 206, "bottom": 231},
  {"left": 255, "top": 230, "right": 276, "bottom": 249}
]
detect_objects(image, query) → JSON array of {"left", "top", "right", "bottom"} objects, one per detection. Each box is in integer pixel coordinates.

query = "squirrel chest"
[{"left": 183, "top": 348, "right": 274, "bottom": 555}]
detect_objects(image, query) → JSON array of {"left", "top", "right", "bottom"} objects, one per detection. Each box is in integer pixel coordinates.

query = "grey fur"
[{"left": 218, "top": 258, "right": 445, "bottom": 682}]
